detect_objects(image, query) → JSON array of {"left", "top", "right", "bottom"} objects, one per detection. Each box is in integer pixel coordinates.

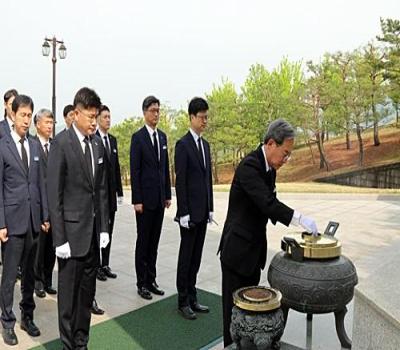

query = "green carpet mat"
[{"left": 30, "top": 289, "right": 222, "bottom": 350}]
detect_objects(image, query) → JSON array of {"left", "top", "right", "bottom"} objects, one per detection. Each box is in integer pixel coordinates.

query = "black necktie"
[
  {"left": 153, "top": 131, "right": 159, "bottom": 161},
  {"left": 83, "top": 136, "right": 93, "bottom": 180},
  {"left": 19, "top": 138, "right": 29, "bottom": 171},
  {"left": 44, "top": 143, "right": 49, "bottom": 158},
  {"left": 197, "top": 137, "right": 205, "bottom": 168},
  {"left": 103, "top": 135, "right": 111, "bottom": 156}
]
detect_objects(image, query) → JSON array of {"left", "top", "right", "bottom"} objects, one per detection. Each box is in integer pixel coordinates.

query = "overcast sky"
[{"left": 1, "top": 0, "right": 399, "bottom": 127}]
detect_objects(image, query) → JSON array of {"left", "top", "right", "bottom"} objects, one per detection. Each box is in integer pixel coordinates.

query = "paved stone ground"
[{"left": 2, "top": 191, "right": 399, "bottom": 349}]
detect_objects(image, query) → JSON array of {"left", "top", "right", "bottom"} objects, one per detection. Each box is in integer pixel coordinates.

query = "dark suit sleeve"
[
  {"left": 47, "top": 137, "right": 68, "bottom": 247},
  {"left": 38, "top": 144, "right": 49, "bottom": 222},
  {"left": 238, "top": 157, "right": 293, "bottom": 226},
  {"left": 114, "top": 137, "right": 123, "bottom": 197},
  {"left": 0, "top": 149, "right": 5, "bottom": 228},
  {"left": 174, "top": 139, "right": 189, "bottom": 217},
  {"left": 130, "top": 133, "right": 143, "bottom": 205},
  {"left": 98, "top": 143, "right": 109, "bottom": 233},
  {"left": 207, "top": 141, "right": 214, "bottom": 212},
  {"left": 164, "top": 134, "right": 171, "bottom": 201}
]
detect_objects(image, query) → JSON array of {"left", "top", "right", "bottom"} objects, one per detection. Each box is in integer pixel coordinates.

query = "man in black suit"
[
  {"left": 218, "top": 119, "right": 318, "bottom": 347},
  {"left": 47, "top": 87, "right": 109, "bottom": 350},
  {"left": 1, "top": 89, "right": 18, "bottom": 138},
  {"left": 33, "top": 108, "right": 57, "bottom": 298},
  {"left": 175, "top": 97, "right": 213, "bottom": 320},
  {"left": 90, "top": 105, "right": 123, "bottom": 316},
  {"left": 62, "top": 104, "right": 74, "bottom": 130},
  {"left": 130, "top": 95, "right": 171, "bottom": 300},
  {"left": 96, "top": 104, "right": 123, "bottom": 281},
  {"left": 0, "top": 95, "right": 49, "bottom": 346}
]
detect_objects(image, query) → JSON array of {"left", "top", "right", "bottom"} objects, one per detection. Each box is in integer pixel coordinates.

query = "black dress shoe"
[
  {"left": 20, "top": 318, "right": 41, "bottom": 337},
  {"left": 178, "top": 306, "right": 196, "bottom": 320},
  {"left": 191, "top": 302, "right": 209, "bottom": 313},
  {"left": 147, "top": 282, "right": 165, "bottom": 296},
  {"left": 102, "top": 266, "right": 117, "bottom": 279},
  {"left": 35, "top": 288, "right": 46, "bottom": 298},
  {"left": 137, "top": 287, "right": 152, "bottom": 300},
  {"left": 96, "top": 268, "right": 107, "bottom": 281},
  {"left": 2, "top": 328, "right": 18, "bottom": 346},
  {"left": 44, "top": 286, "right": 57, "bottom": 295},
  {"left": 91, "top": 299, "right": 105, "bottom": 315}
]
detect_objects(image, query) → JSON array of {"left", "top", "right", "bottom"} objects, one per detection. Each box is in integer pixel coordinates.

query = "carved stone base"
[{"left": 230, "top": 306, "right": 285, "bottom": 350}]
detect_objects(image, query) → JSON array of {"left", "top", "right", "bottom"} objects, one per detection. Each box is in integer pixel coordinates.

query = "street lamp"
[{"left": 42, "top": 36, "right": 67, "bottom": 137}]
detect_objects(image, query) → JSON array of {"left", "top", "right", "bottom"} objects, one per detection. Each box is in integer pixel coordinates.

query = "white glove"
[
  {"left": 117, "top": 196, "right": 123, "bottom": 206},
  {"left": 56, "top": 242, "right": 71, "bottom": 259},
  {"left": 100, "top": 232, "right": 110, "bottom": 248},
  {"left": 179, "top": 215, "right": 190, "bottom": 229},
  {"left": 299, "top": 215, "right": 319, "bottom": 236},
  {"left": 208, "top": 212, "right": 214, "bottom": 224}
]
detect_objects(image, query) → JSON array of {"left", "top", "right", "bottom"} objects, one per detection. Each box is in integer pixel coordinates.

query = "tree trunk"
[
  {"left": 396, "top": 102, "right": 399, "bottom": 128},
  {"left": 316, "top": 131, "right": 330, "bottom": 171},
  {"left": 356, "top": 123, "right": 364, "bottom": 166},
  {"left": 304, "top": 130, "right": 315, "bottom": 165},
  {"left": 372, "top": 100, "right": 380, "bottom": 146},
  {"left": 346, "top": 117, "right": 351, "bottom": 150}
]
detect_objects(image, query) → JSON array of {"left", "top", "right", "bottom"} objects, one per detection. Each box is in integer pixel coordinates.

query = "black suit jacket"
[
  {"left": 174, "top": 131, "right": 213, "bottom": 223},
  {"left": 96, "top": 131, "right": 123, "bottom": 212},
  {"left": 0, "top": 119, "right": 11, "bottom": 138},
  {"left": 47, "top": 128, "right": 109, "bottom": 257},
  {"left": 0, "top": 134, "right": 48, "bottom": 235},
  {"left": 130, "top": 126, "right": 171, "bottom": 210},
  {"left": 218, "top": 145, "right": 294, "bottom": 277}
]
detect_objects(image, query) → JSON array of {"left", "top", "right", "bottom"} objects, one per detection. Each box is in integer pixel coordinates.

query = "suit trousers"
[
  {"left": 176, "top": 220, "right": 207, "bottom": 307},
  {"left": 34, "top": 228, "right": 56, "bottom": 289},
  {"left": 57, "top": 230, "right": 99, "bottom": 350},
  {"left": 221, "top": 262, "right": 261, "bottom": 347},
  {"left": 0, "top": 222, "right": 37, "bottom": 329},
  {"left": 100, "top": 210, "right": 115, "bottom": 267},
  {"left": 135, "top": 206, "right": 164, "bottom": 288}
]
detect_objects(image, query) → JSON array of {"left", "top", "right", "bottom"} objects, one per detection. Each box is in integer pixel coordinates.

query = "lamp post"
[{"left": 42, "top": 36, "right": 67, "bottom": 137}]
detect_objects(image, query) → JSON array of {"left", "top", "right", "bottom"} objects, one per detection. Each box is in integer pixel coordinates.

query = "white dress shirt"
[
  {"left": 73, "top": 124, "right": 94, "bottom": 176},
  {"left": 37, "top": 134, "right": 50, "bottom": 154},
  {"left": 145, "top": 124, "right": 160, "bottom": 160},
  {"left": 189, "top": 128, "right": 206, "bottom": 167},
  {"left": 11, "top": 129, "right": 30, "bottom": 167}
]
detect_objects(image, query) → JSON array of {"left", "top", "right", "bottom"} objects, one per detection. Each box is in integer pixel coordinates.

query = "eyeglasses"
[{"left": 147, "top": 108, "right": 160, "bottom": 114}]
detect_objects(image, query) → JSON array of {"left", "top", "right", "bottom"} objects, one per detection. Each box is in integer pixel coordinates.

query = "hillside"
[{"left": 217, "top": 126, "right": 400, "bottom": 184}]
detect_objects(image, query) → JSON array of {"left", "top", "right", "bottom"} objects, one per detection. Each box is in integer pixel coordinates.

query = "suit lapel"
[
  {"left": 91, "top": 137, "right": 99, "bottom": 185},
  {"left": 6, "top": 137, "right": 28, "bottom": 176},
  {"left": 68, "top": 128, "right": 93, "bottom": 187},
  {"left": 142, "top": 126, "right": 158, "bottom": 164},
  {"left": 187, "top": 132, "right": 205, "bottom": 171}
]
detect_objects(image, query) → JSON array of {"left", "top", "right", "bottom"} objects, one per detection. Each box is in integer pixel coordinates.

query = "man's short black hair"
[
  {"left": 73, "top": 87, "right": 102, "bottom": 110},
  {"left": 63, "top": 104, "right": 74, "bottom": 117},
  {"left": 188, "top": 97, "right": 208, "bottom": 116},
  {"left": 12, "top": 94, "right": 34, "bottom": 113},
  {"left": 99, "top": 105, "right": 110, "bottom": 114},
  {"left": 142, "top": 96, "right": 160, "bottom": 112},
  {"left": 3, "top": 89, "right": 18, "bottom": 103}
]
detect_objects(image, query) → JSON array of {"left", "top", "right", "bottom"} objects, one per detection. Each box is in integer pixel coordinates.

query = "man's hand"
[
  {"left": 41, "top": 221, "right": 50, "bottom": 233},
  {"left": 0, "top": 228, "right": 8, "bottom": 242},
  {"left": 179, "top": 215, "right": 190, "bottom": 229},
  {"left": 134, "top": 204, "right": 143, "bottom": 214},
  {"left": 100, "top": 232, "right": 110, "bottom": 249},
  {"left": 117, "top": 196, "right": 123, "bottom": 206},
  {"left": 165, "top": 200, "right": 171, "bottom": 209},
  {"left": 300, "top": 215, "right": 318, "bottom": 236},
  {"left": 56, "top": 242, "right": 71, "bottom": 259}
]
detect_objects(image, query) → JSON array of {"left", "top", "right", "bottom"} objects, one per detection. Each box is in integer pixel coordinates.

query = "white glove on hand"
[
  {"left": 208, "top": 212, "right": 214, "bottom": 224},
  {"left": 100, "top": 232, "right": 110, "bottom": 248},
  {"left": 56, "top": 242, "right": 71, "bottom": 259},
  {"left": 300, "top": 215, "right": 319, "bottom": 236},
  {"left": 179, "top": 215, "right": 190, "bottom": 229},
  {"left": 117, "top": 196, "right": 123, "bottom": 206}
]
